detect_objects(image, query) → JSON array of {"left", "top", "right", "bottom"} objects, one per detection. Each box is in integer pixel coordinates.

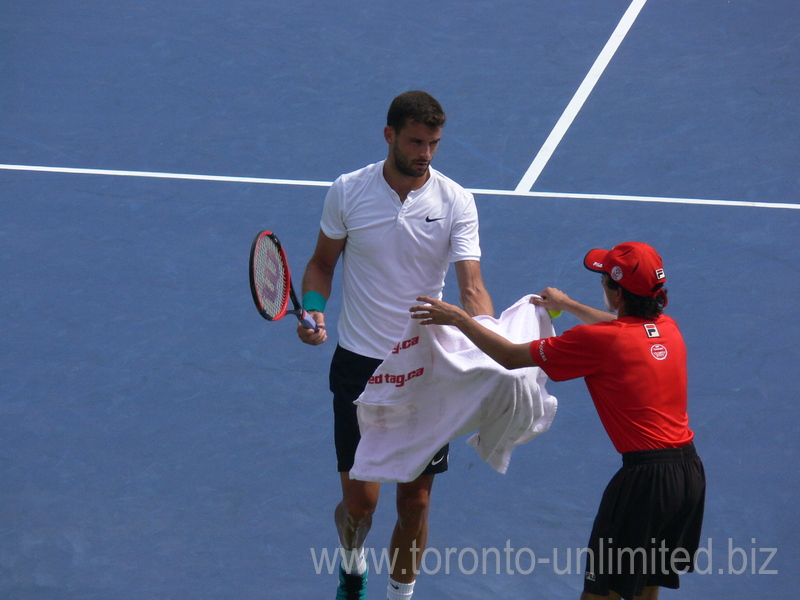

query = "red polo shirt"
[{"left": 530, "top": 315, "right": 694, "bottom": 453}]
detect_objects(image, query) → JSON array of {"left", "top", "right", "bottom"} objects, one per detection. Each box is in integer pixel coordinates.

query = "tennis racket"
[{"left": 249, "top": 230, "right": 319, "bottom": 331}]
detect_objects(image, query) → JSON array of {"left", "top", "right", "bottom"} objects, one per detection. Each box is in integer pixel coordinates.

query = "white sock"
[
  {"left": 340, "top": 547, "right": 367, "bottom": 575},
  {"left": 386, "top": 578, "right": 415, "bottom": 600}
]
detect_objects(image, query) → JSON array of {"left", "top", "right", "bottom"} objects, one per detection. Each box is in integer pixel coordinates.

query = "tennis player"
[
  {"left": 297, "top": 91, "right": 494, "bottom": 600},
  {"left": 410, "top": 242, "right": 705, "bottom": 600}
]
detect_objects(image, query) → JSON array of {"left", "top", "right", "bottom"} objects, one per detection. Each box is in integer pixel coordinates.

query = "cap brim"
[{"left": 584, "top": 248, "right": 608, "bottom": 273}]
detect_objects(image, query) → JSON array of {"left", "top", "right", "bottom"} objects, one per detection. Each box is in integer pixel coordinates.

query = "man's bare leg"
[
  {"left": 388, "top": 474, "right": 435, "bottom": 584},
  {"left": 336, "top": 473, "right": 381, "bottom": 555}
]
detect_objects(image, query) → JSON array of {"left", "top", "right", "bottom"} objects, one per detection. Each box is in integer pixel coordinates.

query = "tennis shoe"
[{"left": 336, "top": 563, "right": 367, "bottom": 600}]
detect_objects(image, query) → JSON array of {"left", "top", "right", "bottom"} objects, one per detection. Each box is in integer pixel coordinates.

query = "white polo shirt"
[{"left": 321, "top": 160, "right": 482, "bottom": 359}]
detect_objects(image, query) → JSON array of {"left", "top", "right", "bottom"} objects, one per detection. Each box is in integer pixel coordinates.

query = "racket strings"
[{"left": 254, "top": 239, "right": 288, "bottom": 317}]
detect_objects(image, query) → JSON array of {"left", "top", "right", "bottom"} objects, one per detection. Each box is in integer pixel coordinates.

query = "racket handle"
[{"left": 299, "top": 311, "right": 320, "bottom": 332}]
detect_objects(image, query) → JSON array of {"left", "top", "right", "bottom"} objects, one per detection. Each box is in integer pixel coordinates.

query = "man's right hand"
[{"left": 297, "top": 312, "right": 327, "bottom": 345}]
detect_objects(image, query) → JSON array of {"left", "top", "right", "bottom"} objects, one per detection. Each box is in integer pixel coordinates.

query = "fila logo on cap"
[{"left": 655, "top": 268, "right": 666, "bottom": 280}]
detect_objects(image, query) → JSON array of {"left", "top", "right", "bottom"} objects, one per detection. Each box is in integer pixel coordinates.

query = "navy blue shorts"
[
  {"left": 583, "top": 443, "right": 705, "bottom": 599},
  {"left": 329, "top": 344, "right": 449, "bottom": 474}
]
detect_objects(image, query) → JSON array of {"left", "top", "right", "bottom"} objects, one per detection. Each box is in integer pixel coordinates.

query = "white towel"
[{"left": 350, "top": 295, "right": 558, "bottom": 483}]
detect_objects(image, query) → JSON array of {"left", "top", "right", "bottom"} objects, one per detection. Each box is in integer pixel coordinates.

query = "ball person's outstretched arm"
[{"left": 410, "top": 296, "right": 534, "bottom": 370}]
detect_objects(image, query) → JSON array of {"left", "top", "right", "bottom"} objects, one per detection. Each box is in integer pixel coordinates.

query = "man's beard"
[{"left": 392, "top": 145, "right": 429, "bottom": 178}]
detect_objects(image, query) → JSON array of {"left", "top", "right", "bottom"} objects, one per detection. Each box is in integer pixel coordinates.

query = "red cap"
[{"left": 584, "top": 242, "right": 667, "bottom": 298}]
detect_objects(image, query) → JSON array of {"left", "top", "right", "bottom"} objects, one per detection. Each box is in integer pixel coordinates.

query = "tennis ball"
[{"left": 547, "top": 309, "right": 563, "bottom": 319}]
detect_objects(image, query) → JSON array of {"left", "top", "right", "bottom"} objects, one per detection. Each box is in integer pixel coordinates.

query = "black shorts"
[
  {"left": 329, "top": 344, "right": 449, "bottom": 474},
  {"left": 583, "top": 443, "right": 705, "bottom": 600}
]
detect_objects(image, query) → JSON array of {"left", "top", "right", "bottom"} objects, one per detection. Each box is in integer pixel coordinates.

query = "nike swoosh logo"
[
  {"left": 390, "top": 583, "right": 400, "bottom": 589},
  {"left": 426, "top": 216, "right": 444, "bottom": 222},
  {"left": 431, "top": 455, "right": 445, "bottom": 465}
]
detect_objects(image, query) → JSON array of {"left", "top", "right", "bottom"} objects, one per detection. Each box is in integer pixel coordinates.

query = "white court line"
[
  {"left": 2, "top": 163, "right": 799, "bottom": 210},
  {"left": 0, "top": 163, "right": 332, "bottom": 188},
  {"left": 468, "top": 187, "right": 800, "bottom": 210},
  {"left": 515, "top": 0, "right": 648, "bottom": 193}
]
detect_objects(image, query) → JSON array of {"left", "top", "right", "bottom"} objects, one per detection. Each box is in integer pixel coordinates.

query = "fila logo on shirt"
[
  {"left": 645, "top": 325, "right": 668, "bottom": 360},
  {"left": 644, "top": 323, "right": 660, "bottom": 338}
]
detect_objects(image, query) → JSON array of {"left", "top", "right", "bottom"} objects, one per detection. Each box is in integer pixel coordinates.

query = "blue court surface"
[{"left": 1, "top": 1, "right": 798, "bottom": 598}]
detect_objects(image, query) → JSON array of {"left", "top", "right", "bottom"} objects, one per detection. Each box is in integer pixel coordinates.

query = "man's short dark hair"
[
  {"left": 387, "top": 91, "right": 446, "bottom": 132},
  {"left": 604, "top": 274, "right": 667, "bottom": 320}
]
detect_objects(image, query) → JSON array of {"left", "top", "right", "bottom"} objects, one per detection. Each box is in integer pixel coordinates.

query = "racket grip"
[{"left": 299, "top": 311, "right": 319, "bottom": 332}]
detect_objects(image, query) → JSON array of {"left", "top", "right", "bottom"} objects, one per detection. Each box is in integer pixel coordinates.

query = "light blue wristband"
[{"left": 302, "top": 291, "right": 327, "bottom": 313}]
